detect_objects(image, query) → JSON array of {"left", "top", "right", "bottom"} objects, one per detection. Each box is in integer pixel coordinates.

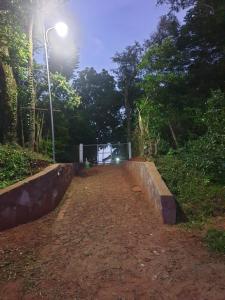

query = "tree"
[
  {"left": 0, "top": 46, "right": 18, "bottom": 143},
  {"left": 73, "top": 67, "right": 122, "bottom": 144},
  {"left": 112, "top": 42, "right": 143, "bottom": 141},
  {"left": 23, "top": 0, "right": 70, "bottom": 149},
  {"left": 157, "top": 0, "right": 195, "bottom": 11},
  {"left": 177, "top": 1, "right": 225, "bottom": 99},
  {"left": 34, "top": 65, "right": 80, "bottom": 160},
  {"left": 140, "top": 35, "right": 189, "bottom": 148},
  {"left": 27, "top": 0, "right": 36, "bottom": 149},
  {"left": 134, "top": 0, "right": 225, "bottom": 154},
  {"left": 0, "top": 3, "right": 28, "bottom": 143},
  {"left": 145, "top": 14, "right": 180, "bottom": 48}
]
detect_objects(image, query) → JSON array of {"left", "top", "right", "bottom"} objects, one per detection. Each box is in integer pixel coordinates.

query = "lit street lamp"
[{"left": 43, "top": 22, "right": 68, "bottom": 162}]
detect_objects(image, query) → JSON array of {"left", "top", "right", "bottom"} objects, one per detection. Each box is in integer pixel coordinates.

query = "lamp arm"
[{"left": 45, "top": 26, "right": 55, "bottom": 44}]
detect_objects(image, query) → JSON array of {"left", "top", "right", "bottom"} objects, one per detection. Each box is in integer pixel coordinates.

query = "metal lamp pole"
[
  {"left": 43, "top": 26, "right": 56, "bottom": 162},
  {"left": 43, "top": 22, "right": 68, "bottom": 162},
  {"left": 96, "top": 137, "right": 99, "bottom": 165}
]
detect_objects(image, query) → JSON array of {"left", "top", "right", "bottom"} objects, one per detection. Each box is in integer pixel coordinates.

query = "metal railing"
[{"left": 78, "top": 142, "right": 132, "bottom": 164}]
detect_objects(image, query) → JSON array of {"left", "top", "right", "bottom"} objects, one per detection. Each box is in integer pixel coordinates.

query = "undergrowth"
[
  {"left": 204, "top": 229, "right": 225, "bottom": 254},
  {"left": 154, "top": 153, "right": 225, "bottom": 253},
  {"left": 155, "top": 154, "right": 225, "bottom": 223},
  {"left": 0, "top": 144, "right": 51, "bottom": 189}
]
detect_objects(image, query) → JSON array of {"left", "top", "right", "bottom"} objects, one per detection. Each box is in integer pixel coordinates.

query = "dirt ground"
[{"left": 0, "top": 165, "right": 225, "bottom": 300}]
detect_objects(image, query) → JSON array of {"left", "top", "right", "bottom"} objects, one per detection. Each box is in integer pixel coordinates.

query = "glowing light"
[
  {"left": 55, "top": 22, "right": 68, "bottom": 38},
  {"left": 116, "top": 157, "right": 120, "bottom": 164}
]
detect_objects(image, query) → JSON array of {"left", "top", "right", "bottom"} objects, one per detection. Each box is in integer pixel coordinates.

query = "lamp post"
[
  {"left": 43, "top": 22, "right": 68, "bottom": 162},
  {"left": 96, "top": 137, "right": 99, "bottom": 164}
]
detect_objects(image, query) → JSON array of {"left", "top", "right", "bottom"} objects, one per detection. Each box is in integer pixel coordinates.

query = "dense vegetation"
[
  {"left": 0, "top": 144, "right": 50, "bottom": 188},
  {"left": 0, "top": 0, "right": 224, "bottom": 250},
  {"left": 133, "top": 1, "right": 225, "bottom": 229}
]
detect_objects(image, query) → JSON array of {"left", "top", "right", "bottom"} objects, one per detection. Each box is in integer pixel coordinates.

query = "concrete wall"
[
  {"left": 124, "top": 161, "right": 176, "bottom": 224},
  {"left": 0, "top": 164, "right": 74, "bottom": 230}
]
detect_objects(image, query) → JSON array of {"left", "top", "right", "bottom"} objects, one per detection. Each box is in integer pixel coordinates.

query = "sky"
[{"left": 60, "top": 0, "right": 185, "bottom": 73}]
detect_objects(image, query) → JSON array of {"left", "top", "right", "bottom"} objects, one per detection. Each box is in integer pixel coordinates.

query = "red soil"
[
  {"left": 0, "top": 165, "right": 224, "bottom": 299},
  {"left": 129, "top": 157, "right": 147, "bottom": 162}
]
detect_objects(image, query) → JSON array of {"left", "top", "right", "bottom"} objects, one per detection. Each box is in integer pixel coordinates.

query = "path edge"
[
  {"left": 0, "top": 163, "right": 74, "bottom": 231},
  {"left": 123, "top": 161, "right": 176, "bottom": 224}
]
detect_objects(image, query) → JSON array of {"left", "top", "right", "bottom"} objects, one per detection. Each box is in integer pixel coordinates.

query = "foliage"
[
  {"left": 154, "top": 91, "right": 225, "bottom": 221},
  {"left": 34, "top": 68, "right": 81, "bottom": 161},
  {"left": 0, "top": 4, "right": 29, "bottom": 144},
  {"left": 182, "top": 90, "right": 225, "bottom": 182},
  {"left": 73, "top": 67, "right": 123, "bottom": 144},
  {"left": 132, "top": 1, "right": 225, "bottom": 233},
  {"left": 138, "top": 34, "right": 193, "bottom": 148},
  {"left": 204, "top": 229, "right": 225, "bottom": 254},
  {"left": 157, "top": 0, "right": 195, "bottom": 11},
  {"left": 133, "top": 97, "right": 165, "bottom": 156},
  {"left": 0, "top": 10, "right": 29, "bottom": 79},
  {"left": 155, "top": 154, "right": 225, "bottom": 222},
  {"left": 0, "top": 144, "right": 50, "bottom": 188},
  {"left": 112, "top": 42, "right": 143, "bottom": 140}
]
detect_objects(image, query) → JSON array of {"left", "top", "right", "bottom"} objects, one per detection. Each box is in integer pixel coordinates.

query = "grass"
[
  {"left": 0, "top": 144, "right": 51, "bottom": 189},
  {"left": 153, "top": 154, "right": 225, "bottom": 254},
  {"left": 204, "top": 229, "right": 225, "bottom": 254},
  {"left": 155, "top": 155, "right": 225, "bottom": 223}
]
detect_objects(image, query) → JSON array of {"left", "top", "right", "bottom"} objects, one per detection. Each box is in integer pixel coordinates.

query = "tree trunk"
[
  {"left": 36, "top": 112, "right": 44, "bottom": 152},
  {"left": 137, "top": 109, "right": 144, "bottom": 156},
  {"left": 27, "top": 13, "right": 36, "bottom": 149},
  {"left": 0, "top": 46, "right": 18, "bottom": 143},
  {"left": 168, "top": 120, "right": 178, "bottom": 148},
  {"left": 124, "top": 86, "right": 131, "bottom": 142}
]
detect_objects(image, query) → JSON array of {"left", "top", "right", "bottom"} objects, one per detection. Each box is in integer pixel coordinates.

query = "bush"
[
  {"left": 205, "top": 229, "right": 225, "bottom": 253},
  {"left": 0, "top": 144, "right": 51, "bottom": 189},
  {"left": 184, "top": 134, "right": 225, "bottom": 183},
  {"left": 155, "top": 154, "right": 225, "bottom": 222}
]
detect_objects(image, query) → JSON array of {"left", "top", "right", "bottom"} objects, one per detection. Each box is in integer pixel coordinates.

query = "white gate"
[{"left": 79, "top": 142, "right": 132, "bottom": 164}]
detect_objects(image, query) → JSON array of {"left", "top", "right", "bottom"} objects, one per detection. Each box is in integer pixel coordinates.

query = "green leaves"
[
  {"left": 157, "top": 0, "right": 195, "bottom": 11},
  {"left": 0, "top": 144, "right": 50, "bottom": 188},
  {"left": 156, "top": 154, "right": 225, "bottom": 222},
  {"left": 73, "top": 67, "right": 122, "bottom": 143},
  {"left": 205, "top": 229, "right": 225, "bottom": 253},
  {"left": 51, "top": 72, "right": 81, "bottom": 109}
]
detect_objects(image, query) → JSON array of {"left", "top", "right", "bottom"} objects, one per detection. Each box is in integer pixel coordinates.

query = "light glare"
[{"left": 55, "top": 22, "right": 68, "bottom": 37}]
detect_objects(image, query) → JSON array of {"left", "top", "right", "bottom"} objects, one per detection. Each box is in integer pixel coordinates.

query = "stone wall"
[
  {"left": 0, "top": 164, "right": 74, "bottom": 230},
  {"left": 124, "top": 161, "right": 176, "bottom": 224}
]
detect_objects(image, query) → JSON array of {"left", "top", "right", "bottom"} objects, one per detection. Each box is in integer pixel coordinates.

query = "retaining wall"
[
  {"left": 124, "top": 161, "right": 176, "bottom": 224},
  {"left": 0, "top": 164, "right": 74, "bottom": 230}
]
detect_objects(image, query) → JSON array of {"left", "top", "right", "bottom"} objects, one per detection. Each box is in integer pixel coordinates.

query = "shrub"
[
  {"left": 204, "top": 229, "right": 225, "bottom": 254},
  {"left": 179, "top": 91, "right": 225, "bottom": 183},
  {"left": 0, "top": 144, "right": 50, "bottom": 189},
  {"left": 155, "top": 154, "right": 225, "bottom": 222}
]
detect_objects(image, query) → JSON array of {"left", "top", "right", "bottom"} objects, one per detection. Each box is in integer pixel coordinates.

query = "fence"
[{"left": 78, "top": 142, "right": 132, "bottom": 164}]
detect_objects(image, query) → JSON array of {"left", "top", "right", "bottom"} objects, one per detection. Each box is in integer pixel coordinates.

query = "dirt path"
[{"left": 0, "top": 165, "right": 225, "bottom": 300}]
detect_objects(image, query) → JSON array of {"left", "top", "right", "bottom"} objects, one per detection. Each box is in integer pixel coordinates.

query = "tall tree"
[
  {"left": 157, "top": 0, "right": 195, "bottom": 11},
  {"left": 145, "top": 14, "right": 179, "bottom": 48},
  {"left": 177, "top": 1, "right": 225, "bottom": 99},
  {"left": 73, "top": 67, "right": 122, "bottom": 144},
  {"left": 112, "top": 42, "right": 143, "bottom": 141},
  {"left": 27, "top": 0, "right": 36, "bottom": 149},
  {"left": 34, "top": 65, "right": 80, "bottom": 160},
  {"left": 0, "top": 2, "right": 24, "bottom": 143},
  {"left": 0, "top": 46, "right": 18, "bottom": 143},
  {"left": 24, "top": 0, "right": 67, "bottom": 149}
]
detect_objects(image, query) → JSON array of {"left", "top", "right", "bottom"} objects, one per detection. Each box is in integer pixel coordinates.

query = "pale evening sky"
[{"left": 47, "top": 0, "right": 185, "bottom": 72}]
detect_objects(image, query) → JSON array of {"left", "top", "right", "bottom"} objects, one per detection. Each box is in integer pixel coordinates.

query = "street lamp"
[
  {"left": 43, "top": 22, "right": 68, "bottom": 162},
  {"left": 55, "top": 22, "right": 68, "bottom": 37}
]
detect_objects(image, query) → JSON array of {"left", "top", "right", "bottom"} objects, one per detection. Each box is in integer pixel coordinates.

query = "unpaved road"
[{"left": 0, "top": 165, "right": 225, "bottom": 300}]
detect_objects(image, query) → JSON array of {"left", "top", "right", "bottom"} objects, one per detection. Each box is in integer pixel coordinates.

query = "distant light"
[
  {"left": 116, "top": 157, "right": 120, "bottom": 164},
  {"left": 55, "top": 22, "right": 68, "bottom": 38}
]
